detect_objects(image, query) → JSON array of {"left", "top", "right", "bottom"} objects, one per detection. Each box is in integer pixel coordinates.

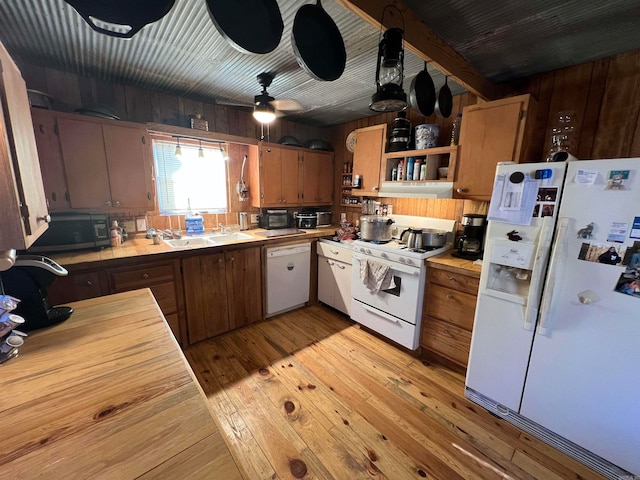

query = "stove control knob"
[
  {"left": 398, "top": 257, "right": 406, "bottom": 264},
  {"left": 365, "top": 249, "right": 371, "bottom": 255},
  {"left": 359, "top": 247, "right": 366, "bottom": 253},
  {"left": 405, "top": 258, "right": 415, "bottom": 265},
  {"left": 381, "top": 253, "right": 388, "bottom": 258}
]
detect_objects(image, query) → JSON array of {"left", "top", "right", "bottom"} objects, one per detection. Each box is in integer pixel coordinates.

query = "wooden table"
[{"left": 0, "top": 289, "right": 242, "bottom": 479}]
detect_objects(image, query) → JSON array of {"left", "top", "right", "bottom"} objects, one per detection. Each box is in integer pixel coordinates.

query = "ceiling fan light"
[{"left": 253, "top": 103, "right": 276, "bottom": 124}]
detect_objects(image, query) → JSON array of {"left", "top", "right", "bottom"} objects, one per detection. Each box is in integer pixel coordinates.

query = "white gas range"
[{"left": 351, "top": 216, "right": 456, "bottom": 350}]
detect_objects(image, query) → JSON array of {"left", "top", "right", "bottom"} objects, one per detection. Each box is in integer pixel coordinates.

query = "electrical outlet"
[{"left": 250, "top": 214, "right": 259, "bottom": 224}]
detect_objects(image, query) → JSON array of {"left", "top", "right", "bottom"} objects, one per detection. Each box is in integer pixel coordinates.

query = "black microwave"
[
  {"left": 258, "top": 210, "right": 293, "bottom": 230},
  {"left": 27, "top": 213, "right": 110, "bottom": 252}
]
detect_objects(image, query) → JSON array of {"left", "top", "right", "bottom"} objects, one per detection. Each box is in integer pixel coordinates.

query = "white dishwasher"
[{"left": 266, "top": 243, "right": 311, "bottom": 317}]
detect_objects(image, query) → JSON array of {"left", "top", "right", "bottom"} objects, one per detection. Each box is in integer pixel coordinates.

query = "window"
[{"left": 153, "top": 139, "right": 228, "bottom": 214}]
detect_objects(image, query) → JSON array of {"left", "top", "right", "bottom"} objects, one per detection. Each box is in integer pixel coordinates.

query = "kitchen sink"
[
  {"left": 207, "top": 232, "right": 253, "bottom": 244},
  {"left": 163, "top": 232, "right": 253, "bottom": 248},
  {"left": 163, "top": 237, "right": 214, "bottom": 248}
]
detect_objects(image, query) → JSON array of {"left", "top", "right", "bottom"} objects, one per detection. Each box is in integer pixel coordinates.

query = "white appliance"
[
  {"left": 466, "top": 158, "right": 640, "bottom": 479},
  {"left": 351, "top": 216, "right": 456, "bottom": 349},
  {"left": 266, "top": 243, "right": 311, "bottom": 317}
]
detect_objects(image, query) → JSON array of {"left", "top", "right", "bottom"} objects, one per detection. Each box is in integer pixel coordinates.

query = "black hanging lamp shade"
[
  {"left": 370, "top": 28, "right": 408, "bottom": 112},
  {"left": 63, "top": 0, "right": 176, "bottom": 38}
]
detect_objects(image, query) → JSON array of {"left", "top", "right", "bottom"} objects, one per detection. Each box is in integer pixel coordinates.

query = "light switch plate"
[{"left": 250, "top": 214, "right": 259, "bottom": 224}]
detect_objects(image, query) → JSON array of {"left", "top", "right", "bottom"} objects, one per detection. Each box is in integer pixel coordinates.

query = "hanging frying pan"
[
  {"left": 63, "top": 0, "right": 175, "bottom": 38},
  {"left": 205, "top": 0, "right": 283, "bottom": 54},
  {"left": 292, "top": 0, "right": 346, "bottom": 81},
  {"left": 409, "top": 62, "right": 436, "bottom": 117},
  {"left": 435, "top": 76, "right": 453, "bottom": 118}
]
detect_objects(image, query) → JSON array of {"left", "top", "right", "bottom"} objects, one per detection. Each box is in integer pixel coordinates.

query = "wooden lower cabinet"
[
  {"left": 49, "top": 259, "right": 185, "bottom": 345},
  {"left": 421, "top": 265, "right": 480, "bottom": 371},
  {"left": 106, "top": 260, "right": 185, "bottom": 345},
  {"left": 183, "top": 246, "right": 262, "bottom": 344}
]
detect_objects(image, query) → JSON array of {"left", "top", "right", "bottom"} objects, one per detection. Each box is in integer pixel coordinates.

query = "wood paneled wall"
[
  {"left": 16, "top": 61, "right": 331, "bottom": 145},
  {"left": 330, "top": 48, "right": 640, "bottom": 229}
]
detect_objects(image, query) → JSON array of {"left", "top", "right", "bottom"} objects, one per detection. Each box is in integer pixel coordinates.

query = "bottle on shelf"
[
  {"left": 450, "top": 113, "right": 462, "bottom": 146},
  {"left": 397, "top": 159, "right": 405, "bottom": 181},
  {"left": 413, "top": 157, "right": 422, "bottom": 180},
  {"left": 420, "top": 163, "right": 427, "bottom": 180},
  {"left": 391, "top": 167, "right": 397, "bottom": 181},
  {"left": 406, "top": 156, "right": 415, "bottom": 181}
]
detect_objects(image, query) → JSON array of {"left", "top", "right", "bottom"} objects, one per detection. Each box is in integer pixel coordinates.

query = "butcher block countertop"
[
  {"left": 49, "top": 227, "right": 336, "bottom": 268},
  {"left": 427, "top": 250, "right": 483, "bottom": 278},
  {"left": 0, "top": 289, "right": 242, "bottom": 480}
]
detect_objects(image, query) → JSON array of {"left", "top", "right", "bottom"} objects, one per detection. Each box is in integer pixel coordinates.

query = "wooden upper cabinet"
[
  {"left": 280, "top": 147, "right": 300, "bottom": 205},
  {"left": 302, "top": 150, "right": 333, "bottom": 205},
  {"left": 58, "top": 118, "right": 112, "bottom": 209},
  {"left": 37, "top": 111, "right": 154, "bottom": 211},
  {"left": 454, "top": 94, "right": 536, "bottom": 201},
  {"left": 352, "top": 124, "right": 387, "bottom": 196},
  {"left": 30, "top": 108, "right": 71, "bottom": 211},
  {"left": 255, "top": 145, "right": 300, "bottom": 207},
  {"left": 102, "top": 124, "right": 154, "bottom": 209},
  {"left": 0, "top": 41, "right": 49, "bottom": 251}
]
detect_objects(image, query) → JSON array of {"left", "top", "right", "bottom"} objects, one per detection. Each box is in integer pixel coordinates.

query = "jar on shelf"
[{"left": 388, "top": 111, "right": 411, "bottom": 152}]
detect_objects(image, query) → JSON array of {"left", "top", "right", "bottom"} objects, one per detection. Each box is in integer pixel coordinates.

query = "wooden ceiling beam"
[{"left": 335, "top": 0, "right": 498, "bottom": 101}]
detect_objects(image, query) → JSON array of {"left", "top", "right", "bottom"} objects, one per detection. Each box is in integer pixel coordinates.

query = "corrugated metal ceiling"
[{"left": 0, "top": 0, "right": 639, "bottom": 126}]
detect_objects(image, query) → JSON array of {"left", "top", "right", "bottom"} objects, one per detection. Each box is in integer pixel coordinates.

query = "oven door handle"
[
  {"left": 353, "top": 254, "right": 420, "bottom": 276},
  {"left": 362, "top": 304, "right": 401, "bottom": 324}
]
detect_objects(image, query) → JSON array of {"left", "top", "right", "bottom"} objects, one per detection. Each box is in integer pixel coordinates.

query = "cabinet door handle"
[
  {"left": 113, "top": 200, "right": 121, "bottom": 207},
  {"left": 447, "top": 294, "right": 454, "bottom": 299},
  {"left": 142, "top": 273, "right": 149, "bottom": 279},
  {"left": 38, "top": 214, "right": 52, "bottom": 223},
  {"left": 336, "top": 264, "right": 346, "bottom": 269},
  {"left": 228, "top": 256, "right": 235, "bottom": 262},
  {"left": 105, "top": 201, "right": 112, "bottom": 207},
  {"left": 456, "top": 188, "right": 468, "bottom": 194},
  {"left": 448, "top": 276, "right": 457, "bottom": 282},
  {"left": 330, "top": 249, "right": 339, "bottom": 255},
  {"left": 443, "top": 329, "right": 450, "bottom": 335},
  {"left": 85, "top": 281, "right": 93, "bottom": 287},
  {"left": 218, "top": 258, "right": 223, "bottom": 263},
  {"left": 372, "top": 186, "right": 379, "bottom": 191}
]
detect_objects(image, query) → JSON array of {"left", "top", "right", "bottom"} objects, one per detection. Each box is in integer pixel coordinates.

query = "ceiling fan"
[{"left": 252, "top": 72, "right": 303, "bottom": 124}]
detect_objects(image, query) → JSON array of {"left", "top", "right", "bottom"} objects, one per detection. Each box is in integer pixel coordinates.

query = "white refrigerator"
[{"left": 466, "top": 158, "right": 640, "bottom": 479}]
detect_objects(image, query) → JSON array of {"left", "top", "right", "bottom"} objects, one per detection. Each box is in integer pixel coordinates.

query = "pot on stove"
[{"left": 360, "top": 215, "right": 394, "bottom": 242}]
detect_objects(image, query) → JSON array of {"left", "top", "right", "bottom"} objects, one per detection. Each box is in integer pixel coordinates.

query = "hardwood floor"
[{"left": 185, "top": 305, "right": 606, "bottom": 480}]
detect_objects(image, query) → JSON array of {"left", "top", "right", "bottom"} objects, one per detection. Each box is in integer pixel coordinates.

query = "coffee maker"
[
  {"left": 453, "top": 214, "right": 487, "bottom": 260},
  {"left": 0, "top": 255, "right": 73, "bottom": 331}
]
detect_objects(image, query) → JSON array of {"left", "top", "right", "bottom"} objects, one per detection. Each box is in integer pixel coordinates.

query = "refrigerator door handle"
[
  {"left": 537, "top": 217, "right": 570, "bottom": 336},
  {"left": 523, "top": 216, "right": 555, "bottom": 330}
]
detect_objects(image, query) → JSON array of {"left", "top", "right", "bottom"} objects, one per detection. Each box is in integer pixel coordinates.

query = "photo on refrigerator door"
[
  {"left": 615, "top": 266, "right": 640, "bottom": 297},
  {"left": 577, "top": 242, "right": 624, "bottom": 265}
]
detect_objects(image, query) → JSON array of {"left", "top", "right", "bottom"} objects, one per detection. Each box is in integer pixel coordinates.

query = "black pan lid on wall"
[
  {"left": 205, "top": 0, "right": 284, "bottom": 54},
  {"left": 63, "top": 0, "right": 176, "bottom": 38}
]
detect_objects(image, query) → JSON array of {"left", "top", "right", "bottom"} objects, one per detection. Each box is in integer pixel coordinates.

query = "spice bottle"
[{"left": 450, "top": 113, "right": 462, "bottom": 146}]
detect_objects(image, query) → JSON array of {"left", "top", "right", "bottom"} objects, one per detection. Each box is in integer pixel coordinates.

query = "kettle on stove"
[{"left": 400, "top": 228, "right": 423, "bottom": 250}]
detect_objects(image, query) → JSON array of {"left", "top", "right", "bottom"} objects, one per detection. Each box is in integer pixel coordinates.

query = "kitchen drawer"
[
  {"left": 428, "top": 268, "right": 479, "bottom": 296},
  {"left": 48, "top": 270, "right": 105, "bottom": 305},
  {"left": 424, "top": 283, "right": 477, "bottom": 331},
  {"left": 421, "top": 316, "right": 472, "bottom": 367},
  {"left": 109, "top": 264, "right": 175, "bottom": 291},
  {"left": 317, "top": 241, "right": 353, "bottom": 263}
]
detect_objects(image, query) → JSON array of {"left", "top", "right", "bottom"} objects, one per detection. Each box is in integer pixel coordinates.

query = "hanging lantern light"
[{"left": 370, "top": 27, "right": 407, "bottom": 112}]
